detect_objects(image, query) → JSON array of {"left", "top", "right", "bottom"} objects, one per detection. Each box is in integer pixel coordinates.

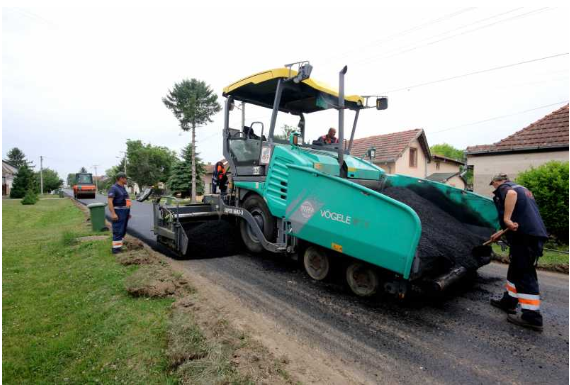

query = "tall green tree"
[
  {"left": 10, "top": 165, "right": 36, "bottom": 199},
  {"left": 125, "top": 140, "right": 177, "bottom": 188},
  {"left": 167, "top": 144, "right": 206, "bottom": 198},
  {"left": 430, "top": 143, "right": 464, "bottom": 161},
  {"left": 163, "top": 79, "right": 221, "bottom": 203},
  {"left": 35, "top": 168, "right": 63, "bottom": 193},
  {"left": 6, "top": 147, "right": 32, "bottom": 169}
]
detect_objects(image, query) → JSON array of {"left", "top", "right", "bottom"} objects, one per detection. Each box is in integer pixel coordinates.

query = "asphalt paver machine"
[{"left": 151, "top": 62, "right": 499, "bottom": 297}]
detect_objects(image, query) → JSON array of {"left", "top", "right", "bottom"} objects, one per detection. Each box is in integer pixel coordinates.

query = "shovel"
[
  {"left": 483, "top": 228, "right": 509, "bottom": 246},
  {"left": 472, "top": 229, "right": 509, "bottom": 265}
]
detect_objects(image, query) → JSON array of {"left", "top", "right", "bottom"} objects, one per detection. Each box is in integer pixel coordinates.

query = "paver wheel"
[
  {"left": 303, "top": 246, "right": 331, "bottom": 281},
  {"left": 346, "top": 262, "right": 379, "bottom": 297},
  {"left": 239, "top": 194, "right": 275, "bottom": 254}
]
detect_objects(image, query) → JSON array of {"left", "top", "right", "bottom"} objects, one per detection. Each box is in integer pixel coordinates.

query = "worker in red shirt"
[{"left": 317, "top": 128, "right": 339, "bottom": 145}]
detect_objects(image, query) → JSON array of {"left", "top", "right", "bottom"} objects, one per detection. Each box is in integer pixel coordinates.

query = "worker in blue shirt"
[
  {"left": 108, "top": 172, "right": 131, "bottom": 254},
  {"left": 489, "top": 173, "right": 548, "bottom": 331}
]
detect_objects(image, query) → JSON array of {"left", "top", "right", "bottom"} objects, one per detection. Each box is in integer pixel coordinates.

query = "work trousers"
[
  {"left": 112, "top": 208, "right": 130, "bottom": 253},
  {"left": 212, "top": 181, "right": 227, "bottom": 195},
  {"left": 504, "top": 232, "right": 543, "bottom": 322}
]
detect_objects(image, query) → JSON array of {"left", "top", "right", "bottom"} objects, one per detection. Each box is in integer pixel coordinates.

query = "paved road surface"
[{"left": 70, "top": 191, "right": 569, "bottom": 384}]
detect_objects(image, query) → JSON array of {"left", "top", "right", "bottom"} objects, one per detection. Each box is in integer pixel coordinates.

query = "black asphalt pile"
[
  {"left": 380, "top": 186, "right": 492, "bottom": 277},
  {"left": 183, "top": 219, "right": 243, "bottom": 259}
]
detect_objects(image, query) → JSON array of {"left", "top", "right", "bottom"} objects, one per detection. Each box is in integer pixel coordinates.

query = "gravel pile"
[{"left": 380, "top": 186, "right": 493, "bottom": 276}]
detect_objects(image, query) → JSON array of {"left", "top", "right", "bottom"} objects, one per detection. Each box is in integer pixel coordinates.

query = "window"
[{"left": 409, "top": 147, "right": 418, "bottom": 168}]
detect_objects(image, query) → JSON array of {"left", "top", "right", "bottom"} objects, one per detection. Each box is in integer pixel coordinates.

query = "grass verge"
[
  {"left": 3, "top": 198, "right": 296, "bottom": 384},
  {"left": 492, "top": 244, "right": 569, "bottom": 273},
  {"left": 2, "top": 198, "right": 176, "bottom": 384}
]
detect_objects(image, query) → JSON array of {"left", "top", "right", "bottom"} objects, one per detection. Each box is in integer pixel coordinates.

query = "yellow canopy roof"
[{"left": 223, "top": 68, "right": 364, "bottom": 114}]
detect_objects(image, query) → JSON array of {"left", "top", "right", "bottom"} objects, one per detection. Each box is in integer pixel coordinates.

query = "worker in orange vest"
[{"left": 212, "top": 161, "right": 228, "bottom": 195}]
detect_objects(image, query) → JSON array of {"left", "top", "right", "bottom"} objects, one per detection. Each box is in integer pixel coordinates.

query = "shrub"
[
  {"left": 516, "top": 161, "right": 569, "bottom": 244},
  {"left": 21, "top": 190, "right": 39, "bottom": 205}
]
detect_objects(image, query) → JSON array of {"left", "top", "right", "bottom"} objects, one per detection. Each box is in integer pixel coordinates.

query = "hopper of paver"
[{"left": 379, "top": 174, "right": 499, "bottom": 283}]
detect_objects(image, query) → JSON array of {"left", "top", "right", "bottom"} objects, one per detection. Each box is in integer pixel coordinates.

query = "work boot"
[
  {"left": 507, "top": 310, "right": 543, "bottom": 332},
  {"left": 490, "top": 292, "right": 517, "bottom": 314}
]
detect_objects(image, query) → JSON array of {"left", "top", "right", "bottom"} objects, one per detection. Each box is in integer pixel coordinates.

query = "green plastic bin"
[
  {"left": 87, "top": 202, "right": 107, "bottom": 232},
  {"left": 59, "top": 190, "right": 64, "bottom": 198}
]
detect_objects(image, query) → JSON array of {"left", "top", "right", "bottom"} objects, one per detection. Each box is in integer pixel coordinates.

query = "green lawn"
[
  {"left": 2, "top": 199, "right": 177, "bottom": 384},
  {"left": 492, "top": 244, "right": 569, "bottom": 265}
]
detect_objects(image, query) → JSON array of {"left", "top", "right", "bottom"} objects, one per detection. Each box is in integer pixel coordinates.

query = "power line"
[
  {"left": 324, "top": 8, "right": 476, "bottom": 63},
  {"left": 430, "top": 101, "right": 568, "bottom": 135},
  {"left": 356, "top": 8, "right": 523, "bottom": 65},
  {"left": 380, "top": 52, "right": 568, "bottom": 94},
  {"left": 357, "top": 8, "right": 549, "bottom": 66}
]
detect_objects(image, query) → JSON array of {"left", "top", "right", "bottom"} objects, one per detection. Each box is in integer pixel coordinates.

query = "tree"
[
  {"left": 67, "top": 173, "right": 76, "bottom": 187},
  {"left": 163, "top": 79, "right": 221, "bottom": 203},
  {"left": 430, "top": 143, "right": 464, "bottom": 161},
  {"left": 274, "top": 124, "right": 297, "bottom": 140},
  {"left": 35, "top": 168, "right": 63, "bottom": 193},
  {"left": 516, "top": 161, "right": 569, "bottom": 244},
  {"left": 79, "top": 167, "right": 88, "bottom": 173},
  {"left": 6, "top": 147, "right": 32, "bottom": 169},
  {"left": 10, "top": 165, "right": 36, "bottom": 199},
  {"left": 167, "top": 143, "right": 206, "bottom": 197},
  {"left": 125, "top": 140, "right": 177, "bottom": 188}
]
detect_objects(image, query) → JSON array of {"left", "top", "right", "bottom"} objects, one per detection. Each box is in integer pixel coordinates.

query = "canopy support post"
[
  {"left": 268, "top": 79, "right": 284, "bottom": 144},
  {"left": 347, "top": 109, "right": 360, "bottom": 154},
  {"left": 338, "top": 66, "right": 347, "bottom": 173}
]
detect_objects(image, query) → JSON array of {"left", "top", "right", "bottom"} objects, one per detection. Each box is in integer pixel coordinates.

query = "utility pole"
[
  {"left": 241, "top": 101, "right": 245, "bottom": 129},
  {"left": 40, "top": 156, "right": 44, "bottom": 195},
  {"left": 92, "top": 165, "right": 100, "bottom": 191}
]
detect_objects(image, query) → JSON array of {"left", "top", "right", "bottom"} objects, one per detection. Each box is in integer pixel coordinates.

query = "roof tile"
[
  {"left": 466, "top": 104, "right": 569, "bottom": 154},
  {"left": 350, "top": 129, "right": 424, "bottom": 163}
]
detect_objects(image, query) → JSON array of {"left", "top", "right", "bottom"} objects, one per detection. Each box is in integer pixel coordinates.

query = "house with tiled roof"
[
  {"left": 426, "top": 154, "right": 466, "bottom": 189},
  {"left": 2, "top": 160, "right": 17, "bottom": 196},
  {"left": 466, "top": 104, "right": 569, "bottom": 196},
  {"left": 351, "top": 128, "right": 432, "bottom": 178}
]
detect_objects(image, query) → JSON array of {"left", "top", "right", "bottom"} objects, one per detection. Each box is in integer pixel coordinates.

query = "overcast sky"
[{"left": 2, "top": 6, "right": 568, "bottom": 181}]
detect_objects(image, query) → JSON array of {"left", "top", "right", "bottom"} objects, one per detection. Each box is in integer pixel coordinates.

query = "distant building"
[
  {"left": 351, "top": 129, "right": 432, "bottom": 178},
  {"left": 426, "top": 154, "right": 466, "bottom": 189},
  {"left": 466, "top": 104, "right": 569, "bottom": 196},
  {"left": 2, "top": 160, "right": 17, "bottom": 196}
]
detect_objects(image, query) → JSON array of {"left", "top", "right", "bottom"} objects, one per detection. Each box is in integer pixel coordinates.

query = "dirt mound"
[
  {"left": 123, "top": 237, "right": 145, "bottom": 251},
  {"left": 125, "top": 264, "right": 191, "bottom": 298},
  {"left": 381, "top": 186, "right": 492, "bottom": 276},
  {"left": 116, "top": 250, "right": 157, "bottom": 266},
  {"left": 183, "top": 219, "right": 243, "bottom": 259}
]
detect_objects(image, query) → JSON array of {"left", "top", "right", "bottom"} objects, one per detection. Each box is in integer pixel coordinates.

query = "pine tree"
[
  {"left": 163, "top": 78, "right": 221, "bottom": 203},
  {"left": 167, "top": 144, "right": 206, "bottom": 197},
  {"left": 10, "top": 165, "right": 37, "bottom": 199},
  {"left": 6, "top": 147, "right": 32, "bottom": 169}
]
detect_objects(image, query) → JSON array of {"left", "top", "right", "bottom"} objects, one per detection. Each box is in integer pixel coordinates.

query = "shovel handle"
[{"left": 483, "top": 229, "right": 509, "bottom": 246}]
